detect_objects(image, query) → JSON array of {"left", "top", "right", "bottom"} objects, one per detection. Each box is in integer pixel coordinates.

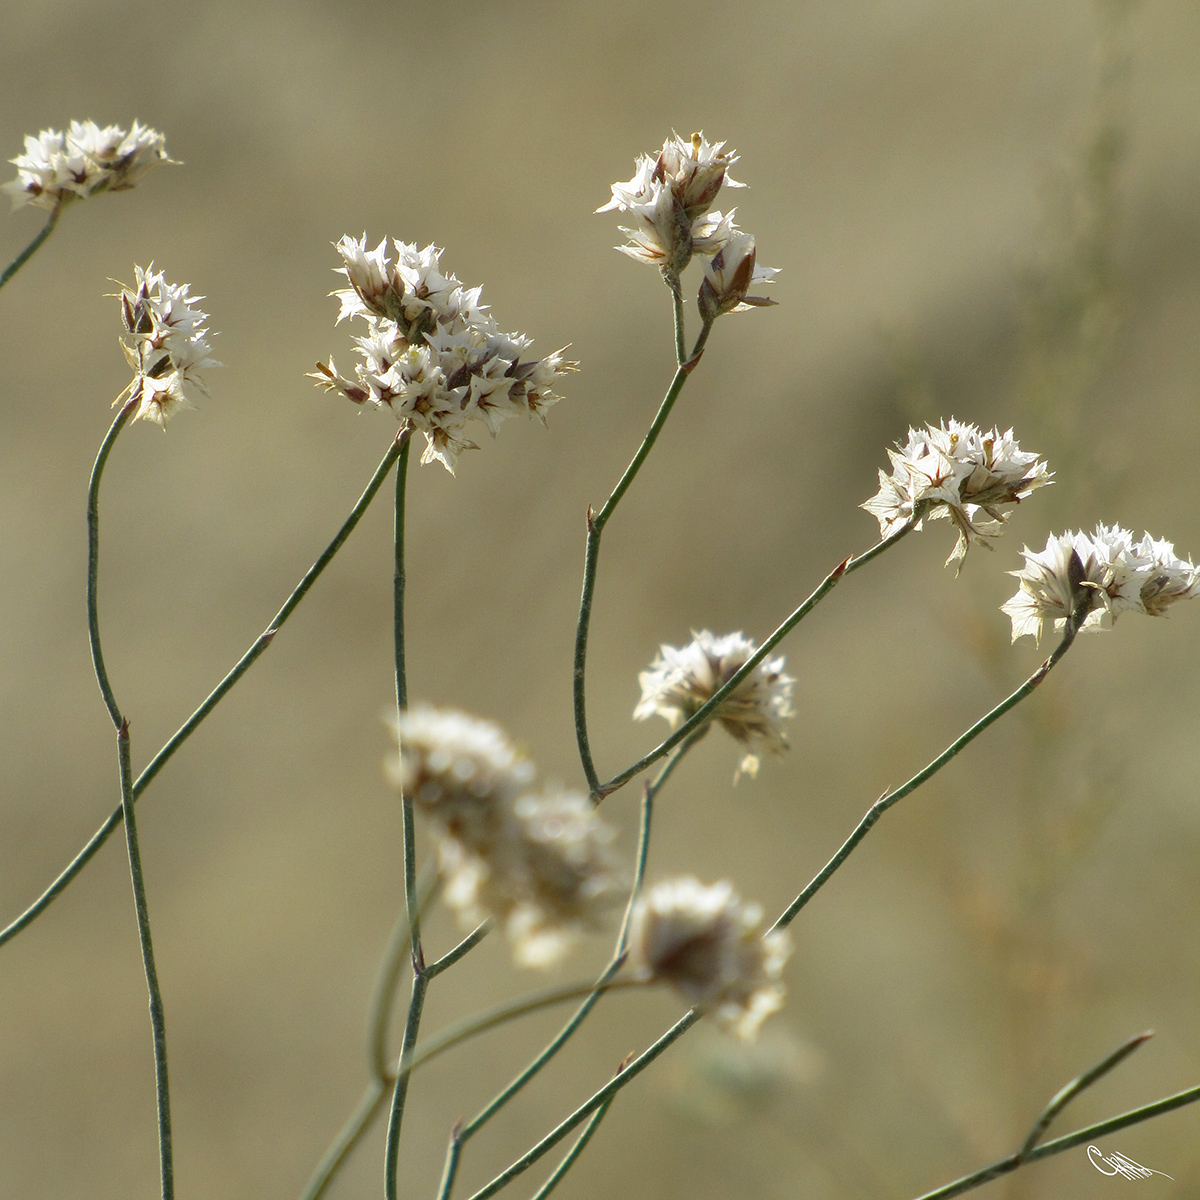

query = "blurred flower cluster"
[
  {"left": 4, "top": 121, "right": 170, "bottom": 211},
  {"left": 863, "top": 420, "right": 1052, "bottom": 569},
  {"left": 391, "top": 706, "right": 625, "bottom": 967},
  {"left": 598, "top": 132, "right": 777, "bottom": 320},
  {"left": 311, "top": 236, "right": 576, "bottom": 471},
  {"left": 1003, "top": 524, "right": 1200, "bottom": 643},
  {"left": 635, "top": 630, "right": 795, "bottom": 779},
  {"left": 118, "top": 265, "right": 219, "bottom": 426},
  {"left": 630, "top": 877, "right": 792, "bottom": 1041}
]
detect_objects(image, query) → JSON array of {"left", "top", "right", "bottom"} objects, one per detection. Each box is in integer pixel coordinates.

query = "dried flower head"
[
  {"left": 697, "top": 230, "right": 779, "bottom": 322},
  {"left": 4, "top": 121, "right": 171, "bottom": 212},
  {"left": 391, "top": 706, "right": 624, "bottom": 967},
  {"left": 1135, "top": 534, "right": 1200, "bottom": 616},
  {"left": 634, "top": 630, "right": 794, "bottom": 778},
  {"left": 117, "top": 265, "right": 220, "bottom": 426},
  {"left": 1000, "top": 523, "right": 1200, "bottom": 643},
  {"left": 311, "top": 236, "right": 576, "bottom": 472},
  {"left": 630, "top": 877, "right": 791, "bottom": 1041},
  {"left": 597, "top": 131, "right": 747, "bottom": 274},
  {"left": 862, "top": 420, "right": 1052, "bottom": 570}
]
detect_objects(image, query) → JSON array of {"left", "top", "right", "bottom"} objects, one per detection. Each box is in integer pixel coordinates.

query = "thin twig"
[
  {"left": 1019, "top": 1030, "right": 1153, "bottom": 1157},
  {"left": 912, "top": 1081, "right": 1200, "bottom": 1200},
  {"left": 385, "top": 431, "right": 425, "bottom": 1200},
  {"left": 665, "top": 268, "right": 686, "bottom": 365},
  {"left": 435, "top": 735, "right": 696, "bottom": 1200},
  {"left": 87, "top": 398, "right": 136, "bottom": 729},
  {"left": 0, "top": 200, "right": 63, "bottom": 291},
  {"left": 771, "top": 623, "right": 1078, "bottom": 933},
  {"left": 298, "top": 1081, "right": 387, "bottom": 1200},
  {"left": 465, "top": 1010, "right": 702, "bottom": 1200},
  {"left": 0, "top": 430, "right": 409, "bottom": 950},
  {"left": 367, "top": 865, "right": 440, "bottom": 1084},
  {"left": 573, "top": 322, "right": 711, "bottom": 792},
  {"left": 118, "top": 723, "right": 174, "bottom": 1200},
  {"left": 528, "top": 1096, "right": 615, "bottom": 1200}
]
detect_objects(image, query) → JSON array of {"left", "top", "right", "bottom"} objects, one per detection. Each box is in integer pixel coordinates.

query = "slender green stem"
[
  {"left": 597, "top": 521, "right": 916, "bottom": 798},
  {"left": 0, "top": 200, "right": 64, "bottom": 291},
  {"left": 308, "top": 975, "right": 604, "bottom": 1200},
  {"left": 88, "top": 398, "right": 136, "bottom": 729},
  {"left": 665, "top": 269, "right": 686, "bottom": 364},
  {"left": 426, "top": 922, "right": 490, "bottom": 978},
  {"left": 119, "top": 723, "right": 174, "bottom": 1200},
  {"left": 0, "top": 431, "right": 409, "bottom": 950},
  {"left": 770, "top": 625, "right": 1076, "bottom": 933},
  {"left": 912, "top": 1082, "right": 1200, "bottom": 1200},
  {"left": 1019, "top": 1030, "right": 1152, "bottom": 1157},
  {"left": 528, "top": 1098, "right": 614, "bottom": 1200},
  {"left": 573, "top": 327, "right": 710, "bottom": 792},
  {"left": 466, "top": 1010, "right": 702, "bottom": 1200},
  {"left": 384, "top": 971, "right": 428, "bottom": 1200},
  {"left": 384, "top": 429, "right": 432, "bottom": 1200},
  {"left": 393, "top": 436, "right": 411, "bottom": 711},
  {"left": 87, "top": 395, "right": 175, "bottom": 1197},
  {"left": 367, "top": 865, "right": 440, "bottom": 1083},
  {"left": 298, "top": 1081, "right": 388, "bottom": 1200},
  {"left": 435, "top": 734, "right": 695, "bottom": 1200}
]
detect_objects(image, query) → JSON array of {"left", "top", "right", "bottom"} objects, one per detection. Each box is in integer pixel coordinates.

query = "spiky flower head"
[
  {"left": 4, "top": 121, "right": 171, "bottom": 212},
  {"left": 629, "top": 877, "right": 792, "bottom": 1041},
  {"left": 862, "top": 420, "right": 1051, "bottom": 570},
  {"left": 391, "top": 706, "right": 624, "bottom": 967},
  {"left": 634, "top": 630, "right": 794, "bottom": 779},
  {"left": 697, "top": 231, "right": 779, "bottom": 322},
  {"left": 1000, "top": 523, "right": 1200, "bottom": 643},
  {"left": 598, "top": 131, "right": 759, "bottom": 276},
  {"left": 1134, "top": 534, "right": 1200, "bottom": 616},
  {"left": 117, "top": 265, "right": 220, "bottom": 426},
  {"left": 311, "top": 235, "right": 576, "bottom": 472}
]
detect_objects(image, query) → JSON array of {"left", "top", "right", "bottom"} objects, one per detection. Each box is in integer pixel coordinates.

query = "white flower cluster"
[
  {"left": 629, "top": 877, "right": 792, "bottom": 1041},
  {"left": 1002, "top": 524, "right": 1200, "bottom": 644},
  {"left": 598, "top": 132, "right": 777, "bottom": 316},
  {"left": 310, "top": 236, "right": 576, "bottom": 472},
  {"left": 634, "top": 630, "right": 794, "bottom": 779},
  {"left": 391, "top": 706, "right": 625, "bottom": 967},
  {"left": 118, "top": 265, "right": 220, "bottom": 426},
  {"left": 862, "top": 420, "right": 1052, "bottom": 570},
  {"left": 4, "top": 121, "right": 170, "bottom": 212}
]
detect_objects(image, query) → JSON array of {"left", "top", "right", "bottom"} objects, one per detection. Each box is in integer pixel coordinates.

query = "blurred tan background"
[{"left": 3, "top": 1, "right": 1200, "bottom": 1197}]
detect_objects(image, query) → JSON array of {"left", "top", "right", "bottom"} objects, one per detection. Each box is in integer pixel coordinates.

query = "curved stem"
[
  {"left": 596, "top": 520, "right": 917, "bottom": 798},
  {"left": 770, "top": 625, "right": 1077, "bottom": 933},
  {"left": 0, "top": 200, "right": 64, "bottom": 291},
  {"left": 119, "top": 722, "right": 174, "bottom": 1200},
  {"left": 573, "top": 327, "right": 709, "bottom": 792},
  {"left": 298, "top": 1081, "right": 388, "bottom": 1200},
  {"left": 0, "top": 431, "right": 409, "bottom": 950},
  {"left": 88, "top": 398, "right": 136, "bottom": 729}
]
